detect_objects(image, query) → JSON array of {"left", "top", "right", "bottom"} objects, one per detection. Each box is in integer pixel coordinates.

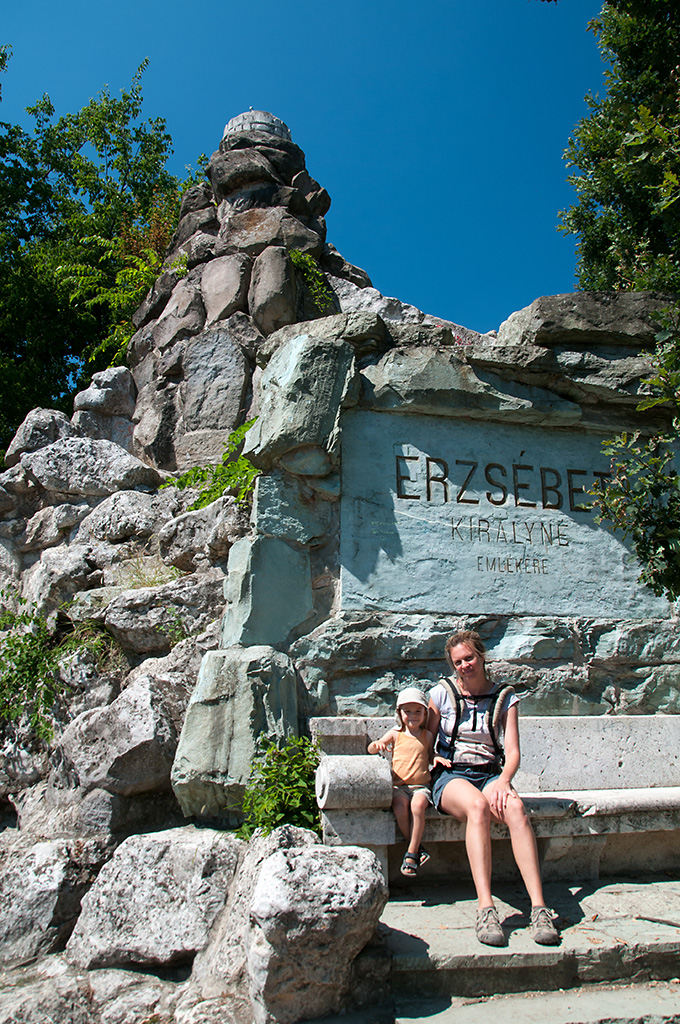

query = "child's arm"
[{"left": 367, "top": 729, "right": 397, "bottom": 754}]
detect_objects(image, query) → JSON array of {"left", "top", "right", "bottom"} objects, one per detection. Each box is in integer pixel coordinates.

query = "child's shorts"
[
  {"left": 393, "top": 783, "right": 433, "bottom": 804},
  {"left": 431, "top": 764, "right": 500, "bottom": 810}
]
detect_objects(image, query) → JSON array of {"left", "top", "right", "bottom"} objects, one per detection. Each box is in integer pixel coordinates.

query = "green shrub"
[
  {"left": 0, "top": 597, "right": 123, "bottom": 741},
  {"left": 162, "top": 418, "right": 260, "bottom": 509},
  {"left": 237, "top": 736, "right": 321, "bottom": 839},
  {"left": 289, "top": 250, "right": 334, "bottom": 313}
]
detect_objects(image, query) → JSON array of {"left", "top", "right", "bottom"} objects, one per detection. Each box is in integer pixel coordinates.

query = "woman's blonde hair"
[{"left": 444, "top": 629, "right": 487, "bottom": 674}]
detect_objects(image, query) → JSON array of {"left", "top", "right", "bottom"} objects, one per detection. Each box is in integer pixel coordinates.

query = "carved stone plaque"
[{"left": 340, "top": 410, "right": 668, "bottom": 618}]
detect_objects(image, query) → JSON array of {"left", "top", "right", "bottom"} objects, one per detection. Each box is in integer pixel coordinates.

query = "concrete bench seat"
[{"left": 311, "top": 714, "right": 680, "bottom": 883}]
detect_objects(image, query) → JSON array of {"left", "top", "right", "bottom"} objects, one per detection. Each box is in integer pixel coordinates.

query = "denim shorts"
[
  {"left": 431, "top": 763, "right": 501, "bottom": 810},
  {"left": 393, "top": 783, "right": 432, "bottom": 805}
]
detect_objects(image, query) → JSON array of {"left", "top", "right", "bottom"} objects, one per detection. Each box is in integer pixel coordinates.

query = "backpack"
[{"left": 435, "top": 676, "right": 515, "bottom": 767}]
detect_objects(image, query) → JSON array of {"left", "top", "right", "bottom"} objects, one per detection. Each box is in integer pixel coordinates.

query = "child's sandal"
[
  {"left": 401, "top": 852, "right": 419, "bottom": 877},
  {"left": 418, "top": 846, "right": 430, "bottom": 867}
]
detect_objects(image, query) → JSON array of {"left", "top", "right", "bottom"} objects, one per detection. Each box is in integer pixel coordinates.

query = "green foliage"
[
  {"left": 0, "top": 52, "right": 205, "bottom": 451},
  {"left": 160, "top": 608, "right": 192, "bottom": 648},
  {"left": 591, "top": 309, "right": 680, "bottom": 601},
  {"left": 237, "top": 736, "right": 321, "bottom": 840},
  {"left": 162, "top": 419, "right": 260, "bottom": 509},
  {"left": 559, "top": 1, "right": 680, "bottom": 291},
  {"left": 592, "top": 430, "right": 680, "bottom": 599},
  {"left": 0, "top": 597, "right": 122, "bottom": 741},
  {"left": 289, "top": 249, "right": 334, "bottom": 313}
]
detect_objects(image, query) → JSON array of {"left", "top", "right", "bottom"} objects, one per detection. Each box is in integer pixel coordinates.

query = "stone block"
[
  {"left": 66, "top": 826, "right": 242, "bottom": 968},
  {"left": 216, "top": 207, "right": 322, "bottom": 259},
  {"left": 21, "top": 438, "right": 161, "bottom": 497},
  {"left": 152, "top": 278, "right": 206, "bottom": 351},
  {"left": 179, "top": 325, "right": 250, "bottom": 432},
  {"left": 73, "top": 367, "right": 136, "bottom": 419},
  {"left": 252, "top": 471, "right": 331, "bottom": 545},
  {"left": 4, "top": 408, "right": 82, "bottom": 468},
  {"left": 200, "top": 253, "right": 251, "bottom": 324},
  {"left": 170, "top": 645, "right": 298, "bottom": 818},
  {"left": 222, "top": 536, "right": 314, "bottom": 647},
  {"left": 243, "top": 330, "right": 357, "bottom": 471},
  {"left": 248, "top": 245, "right": 297, "bottom": 336}
]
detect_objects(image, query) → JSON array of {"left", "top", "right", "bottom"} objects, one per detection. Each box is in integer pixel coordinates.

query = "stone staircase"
[{"left": 312, "top": 876, "right": 680, "bottom": 1023}]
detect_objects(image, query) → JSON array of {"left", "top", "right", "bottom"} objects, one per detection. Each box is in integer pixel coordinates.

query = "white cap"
[{"left": 396, "top": 687, "right": 429, "bottom": 710}]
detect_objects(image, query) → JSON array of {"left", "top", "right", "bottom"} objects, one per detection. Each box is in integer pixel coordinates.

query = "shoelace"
[{"left": 531, "top": 907, "right": 555, "bottom": 925}]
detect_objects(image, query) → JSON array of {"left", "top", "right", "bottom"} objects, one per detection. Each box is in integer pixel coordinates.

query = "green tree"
[
  {"left": 0, "top": 51, "right": 200, "bottom": 452},
  {"left": 559, "top": 1, "right": 680, "bottom": 291}
]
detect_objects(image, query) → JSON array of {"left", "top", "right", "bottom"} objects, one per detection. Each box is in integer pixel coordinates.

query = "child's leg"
[
  {"left": 407, "top": 791, "right": 429, "bottom": 857},
  {"left": 391, "top": 787, "right": 413, "bottom": 841}
]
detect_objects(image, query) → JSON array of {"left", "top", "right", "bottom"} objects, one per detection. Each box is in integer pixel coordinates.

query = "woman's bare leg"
[
  {"left": 491, "top": 794, "right": 546, "bottom": 907},
  {"left": 439, "top": 779, "right": 494, "bottom": 908}
]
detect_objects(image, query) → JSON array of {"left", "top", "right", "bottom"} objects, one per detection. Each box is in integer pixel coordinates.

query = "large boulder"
[
  {"left": 248, "top": 246, "right": 297, "bottom": 336},
  {"left": 171, "top": 645, "right": 298, "bottom": 818},
  {"left": 200, "top": 253, "right": 252, "bottom": 324},
  {"left": 4, "top": 409, "right": 82, "bottom": 469},
  {"left": 158, "top": 496, "right": 248, "bottom": 572},
  {"left": 55, "top": 677, "right": 177, "bottom": 797},
  {"left": 21, "top": 438, "right": 161, "bottom": 497},
  {"left": 246, "top": 845, "right": 388, "bottom": 1024},
  {"left": 66, "top": 826, "right": 243, "bottom": 968},
  {"left": 0, "top": 833, "right": 110, "bottom": 965}
]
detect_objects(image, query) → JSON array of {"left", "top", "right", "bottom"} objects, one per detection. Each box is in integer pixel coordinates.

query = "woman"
[{"left": 428, "top": 629, "right": 559, "bottom": 947}]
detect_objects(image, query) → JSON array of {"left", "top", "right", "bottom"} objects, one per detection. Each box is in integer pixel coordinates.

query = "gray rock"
[
  {"left": 0, "top": 956, "right": 94, "bottom": 1024},
  {"left": 252, "top": 471, "right": 331, "bottom": 546},
  {"left": 73, "top": 367, "right": 136, "bottom": 419},
  {"left": 169, "top": 205, "right": 218, "bottom": 249},
  {"left": 179, "top": 182, "right": 215, "bottom": 219},
  {"left": 243, "top": 325, "right": 358, "bottom": 471},
  {"left": 218, "top": 130, "right": 306, "bottom": 182},
  {"left": 5, "top": 409, "right": 82, "bottom": 469},
  {"left": 320, "top": 243, "right": 371, "bottom": 288},
  {"left": 216, "top": 207, "right": 322, "bottom": 259},
  {"left": 246, "top": 844, "right": 388, "bottom": 1024},
  {"left": 182, "top": 229, "right": 218, "bottom": 268},
  {"left": 180, "top": 325, "right": 251, "bottom": 433},
  {"left": 171, "top": 645, "right": 298, "bottom": 818},
  {"left": 56, "top": 676, "right": 176, "bottom": 797},
  {"left": 152, "top": 277, "right": 206, "bottom": 351},
  {"left": 66, "top": 826, "right": 243, "bottom": 968},
  {"left": 201, "top": 253, "right": 252, "bottom": 324},
  {"left": 71, "top": 409, "right": 136, "bottom": 453},
  {"left": 208, "top": 148, "right": 281, "bottom": 201},
  {"left": 184, "top": 825, "right": 319, "bottom": 1006},
  {"left": 21, "top": 438, "right": 161, "bottom": 497},
  {"left": 132, "top": 379, "right": 180, "bottom": 470},
  {"left": 361, "top": 346, "right": 582, "bottom": 425},
  {"left": 21, "top": 543, "right": 103, "bottom": 612},
  {"left": 20, "top": 503, "right": 88, "bottom": 552},
  {"left": 158, "top": 496, "right": 248, "bottom": 572},
  {"left": 0, "top": 832, "right": 110, "bottom": 964},
  {"left": 132, "top": 266, "right": 183, "bottom": 330},
  {"left": 222, "top": 536, "right": 314, "bottom": 647},
  {"left": 248, "top": 246, "right": 297, "bottom": 336},
  {"left": 497, "top": 291, "right": 675, "bottom": 349},
  {"left": 103, "top": 567, "right": 225, "bottom": 656},
  {"left": 76, "top": 488, "right": 186, "bottom": 545},
  {"left": 291, "top": 170, "right": 332, "bottom": 218}
]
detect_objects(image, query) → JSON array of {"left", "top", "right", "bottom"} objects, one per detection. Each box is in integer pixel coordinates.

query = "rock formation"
[{"left": 0, "top": 108, "right": 678, "bottom": 1022}]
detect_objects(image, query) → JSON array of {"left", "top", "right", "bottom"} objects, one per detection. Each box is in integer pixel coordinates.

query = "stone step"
[
  {"left": 395, "top": 980, "right": 680, "bottom": 1024},
  {"left": 381, "top": 878, "right": 680, "bottom": 1000}
]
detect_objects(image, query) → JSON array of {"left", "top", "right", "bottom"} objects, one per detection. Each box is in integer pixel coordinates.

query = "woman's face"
[{"left": 449, "top": 643, "right": 485, "bottom": 683}]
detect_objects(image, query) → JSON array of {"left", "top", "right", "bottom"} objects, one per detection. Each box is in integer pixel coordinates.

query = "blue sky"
[{"left": 2, "top": 0, "right": 604, "bottom": 334}]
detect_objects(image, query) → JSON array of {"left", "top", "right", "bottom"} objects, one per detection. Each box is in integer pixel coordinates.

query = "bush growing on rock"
[{"left": 238, "top": 737, "right": 321, "bottom": 839}]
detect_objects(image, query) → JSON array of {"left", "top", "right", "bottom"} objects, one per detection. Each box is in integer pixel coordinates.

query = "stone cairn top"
[{"left": 222, "top": 109, "right": 292, "bottom": 141}]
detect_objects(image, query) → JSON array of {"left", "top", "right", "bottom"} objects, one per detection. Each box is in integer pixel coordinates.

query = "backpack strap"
[
  {"left": 435, "top": 676, "right": 464, "bottom": 761},
  {"left": 486, "top": 685, "right": 515, "bottom": 767}
]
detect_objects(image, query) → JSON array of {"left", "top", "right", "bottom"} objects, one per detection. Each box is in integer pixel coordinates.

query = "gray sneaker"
[
  {"left": 530, "top": 906, "right": 560, "bottom": 945},
  {"left": 475, "top": 905, "right": 506, "bottom": 946}
]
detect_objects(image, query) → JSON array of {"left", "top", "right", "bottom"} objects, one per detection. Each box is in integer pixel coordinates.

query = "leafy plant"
[
  {"left": 162, "top": 418, "right": 260, "bottom": 509},
  {"left": 160, "top": 607, "right": 192, "bottom": 648},
  {"left": 591, "top": 309, "right": 680, "bottom": 601},
  {"left": 237, "top": 736, "right": 321, "bottom": 840},
  {"left": 289, "top": 249, "right": 334, "bottom": 314},
  {"left": 0, "top": 597, "right": 122, "bottom": 741}
]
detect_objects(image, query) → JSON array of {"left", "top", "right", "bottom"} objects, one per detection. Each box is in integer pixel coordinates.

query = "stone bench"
[{"left": 311, "top": 715, "right": 680, "bottom": 883}]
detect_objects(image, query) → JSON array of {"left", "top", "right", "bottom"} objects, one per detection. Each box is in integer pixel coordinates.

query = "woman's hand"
[
  {"left": 485, "top": 777, "right": 517, "bottom": 820},
  {"left": 433, "top": 755, "right": 451, "bottom": 768}
]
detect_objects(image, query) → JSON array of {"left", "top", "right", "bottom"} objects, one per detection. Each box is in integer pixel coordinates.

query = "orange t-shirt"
[{"left": 391, "top": 729, "right": 430, "bottom": 787}]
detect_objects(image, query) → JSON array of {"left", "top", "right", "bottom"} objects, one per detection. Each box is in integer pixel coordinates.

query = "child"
[{"left": 367, "top": 687, "right": 435, "bottom": 877}]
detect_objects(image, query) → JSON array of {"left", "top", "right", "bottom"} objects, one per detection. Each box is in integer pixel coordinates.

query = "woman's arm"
[
  {"left": 485, "top": 703, "right": 520, "bottom": 817},
  {"left": 367, "top": 729, "right": 397, "bottom": 754}
]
